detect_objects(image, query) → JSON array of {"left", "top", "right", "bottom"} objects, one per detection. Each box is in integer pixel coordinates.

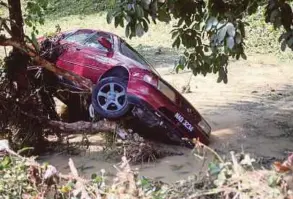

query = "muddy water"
[{"left": 39, "top": 143, "right": 213, "bottom": 183}]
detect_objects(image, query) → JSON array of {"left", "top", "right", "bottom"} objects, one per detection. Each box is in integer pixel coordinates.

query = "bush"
[
  {"left": 245, "top": 7, "right": 293, "bottom": 60},
  {"left": 45, "top": 0, "right": 115, "bottom": 18}
]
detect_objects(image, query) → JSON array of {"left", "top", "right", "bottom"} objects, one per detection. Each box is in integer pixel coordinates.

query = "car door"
[
  {"left": 57, "top": 30, "right": 115, "bottom": 83},
  {"left": 74, "top": 31, "right": 115, "bottom": 83},
  {"left": 56, "top": 29, "right": 96, "bottom": 84}
]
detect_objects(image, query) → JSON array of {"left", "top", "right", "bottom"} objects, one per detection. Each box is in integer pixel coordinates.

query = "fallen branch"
[
  {"left": 0, "top": 36, "right": 93, "bottom": 91},
  {"left": 0, "top": 93, "right": 116, "bottom": 134},
  {"left": 49, "top": 120, "right": 117, "bottom": 134}
]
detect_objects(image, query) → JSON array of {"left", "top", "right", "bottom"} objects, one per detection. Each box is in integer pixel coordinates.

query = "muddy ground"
[{"left": 40, "top": 54, "right": 293, "bottom": 183}]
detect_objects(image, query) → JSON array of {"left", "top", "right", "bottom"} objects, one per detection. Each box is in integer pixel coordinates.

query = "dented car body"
[{"left": 39, "top": 29, "right": 211, "bottom": 145}]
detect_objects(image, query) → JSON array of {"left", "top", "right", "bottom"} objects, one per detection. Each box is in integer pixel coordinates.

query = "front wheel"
[{"left": 91, "top": 77, "right": 130, "bottom": 119}]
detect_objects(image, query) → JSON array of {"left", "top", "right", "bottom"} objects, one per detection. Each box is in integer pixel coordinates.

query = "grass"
[{"left": 45, "top": 0, "right": 114, "bottom": 18}]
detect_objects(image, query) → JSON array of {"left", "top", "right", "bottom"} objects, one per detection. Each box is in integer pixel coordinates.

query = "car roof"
[{"left": 63, "top": 28, "right": 120, "bottom": 39}]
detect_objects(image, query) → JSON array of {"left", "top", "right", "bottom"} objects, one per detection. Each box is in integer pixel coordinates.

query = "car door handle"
[{"left": 75, "top": 47, "right": 81, "bottom": 51}]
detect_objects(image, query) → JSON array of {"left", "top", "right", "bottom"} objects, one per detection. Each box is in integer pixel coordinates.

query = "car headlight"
[
  {"left": 158, "top": 80, "right": 176, "bottom": 102},
  {"left": 143, "top": 74, "right": 158, "bottom": 87},
  {"left": 198, "top": 119, "right": 211, "bottom": 135}
]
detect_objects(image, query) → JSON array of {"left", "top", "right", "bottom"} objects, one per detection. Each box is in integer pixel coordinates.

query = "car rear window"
[
  {"left": 120, "top": 41, "right": 148, "bottom": 66},
  {"left": 119, "top": 40, "right": 160, "bottom": 76}
]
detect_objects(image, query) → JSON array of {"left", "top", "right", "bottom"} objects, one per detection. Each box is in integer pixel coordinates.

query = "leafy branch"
[{"left": 107, "top": 0, "right": 293, "bottom": 83}]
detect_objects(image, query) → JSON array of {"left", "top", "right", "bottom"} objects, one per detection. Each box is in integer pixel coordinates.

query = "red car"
[{"left": 38, "top": 28, "right": 211, "bottom": 145}]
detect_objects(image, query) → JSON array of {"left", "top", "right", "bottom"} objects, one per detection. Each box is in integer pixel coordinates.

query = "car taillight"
[
  {"left": 143, "top": 74, "right": 158, "bottom": 87},
  {"left": 198, "top": 119, "right": 211, "bottom": 136},
  {"left": 158, "top": 80, "right": 176, "bottom": 102}
]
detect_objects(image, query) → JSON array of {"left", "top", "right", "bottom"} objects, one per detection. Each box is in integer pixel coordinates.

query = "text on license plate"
[{"left": 174, "top": 112, "right": 194, "bottom": 132}]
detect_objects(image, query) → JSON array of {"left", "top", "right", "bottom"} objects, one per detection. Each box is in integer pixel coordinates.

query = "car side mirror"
[{"left": 98, "top": 37, "right": 112, "bottom": 51}]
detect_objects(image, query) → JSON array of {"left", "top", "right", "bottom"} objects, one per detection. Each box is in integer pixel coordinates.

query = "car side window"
[
  {"left": 84, "top": 32, "right": 112, "bottom": 51},
  {"left": 64, "top": 30, "right": 94, "bottom": 44}
]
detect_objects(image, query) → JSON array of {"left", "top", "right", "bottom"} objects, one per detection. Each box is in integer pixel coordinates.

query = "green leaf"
[
  {"left": 226, "top": 36, "right": 235, "bottom": 49},
  {"left": 281, "top": 40, "right": 287, "bottom": 51},
  {"left": 241, "top": 53, "right": 247, "bottom": 60},
  {"left": 1, "top": 156, "right": 11, "bottom": 168},
  {"left": 278, "top": 32, "right": 291, "bottom": 43},
  {"left": 142, "top": 0, "right": 151, "bottom": 10},
  {"left": 206, "top": 17, "right": 218, "bottom": 31},
  {"left": 226, "top": 23, "right": 236, "bottom": 37},
  {"left": 106, "top": 12, "right": 113, "bottom": 24},
  {"left": 270, "top": 9, "right": 279, "bottom": 23},
  {"left": 171, "top": 31, "right": 179, "bottom": 39},
  {"left": 135, "top": 4, "right": 144, "bottom": 18},
  {"left": 176, "top": 64, "right": 185, "bottom": 73},
  {"left": 238, "top": 21, "right": 246, "bottom": 38},
  {"left": 135, "top": 23, "right": 144, "bottom": 37},
  {"left": 287, "top": 37, "right": 293, "bottom": 47},
  {"left": 114, "top": 17, "right": 119, "bottom": 28},
  {"left": 177, "top": 18, "right": 184, "bottom": 27},
  {"left": 178, "top": 55, "right": 187, "bottom": 66},
  {"left": 268, "top": 174, "right": 279, "bottom": 187},
  {"left": 217, "top": 26, "right": 227, "bottom": 43},
  {"left": 141, "top": 19, "right": 149, "bottom": 32},
  {"left": 172, "top": 36, "right": 181, "bottom": 49},
  {"left": 208, "top": 162, "right": 221, "bottom": 175},
  {"left": 125, "top": 24, "right": 131, "bottom": 38},
  {"left": 158, "top": 10, "right": 171, "bottom": 22},
  {"left": 93, "top": 176, "right": 103, "bottom": 183},
  {"left": 140, "top": 177, "right": 150, "bottom": 188},
  {"left": 235, "top": 33, "right": 242, "bottom": 44},
  {"left": 91, "top": 173, "right": 97, "bottom": 179}
]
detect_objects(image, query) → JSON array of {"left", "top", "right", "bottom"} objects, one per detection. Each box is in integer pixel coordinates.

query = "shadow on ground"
[{"left": 207, "top": 84, "right": 293, "bottom": 161}]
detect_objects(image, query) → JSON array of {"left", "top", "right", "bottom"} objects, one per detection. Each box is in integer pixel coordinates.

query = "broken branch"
[
  {"left": 49, "top": 120, "right": 117, "bottom": 134},
  {"left": 0, "top": 37, "right": 93, "bottom": 91}
]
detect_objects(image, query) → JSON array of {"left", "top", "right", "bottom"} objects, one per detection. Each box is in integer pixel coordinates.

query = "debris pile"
[
  {"left": 103, "top": 129, "right": 184, "bottom": 164},
  {"left": 0, "top": 139, "right": 292, "bottom": 199}
]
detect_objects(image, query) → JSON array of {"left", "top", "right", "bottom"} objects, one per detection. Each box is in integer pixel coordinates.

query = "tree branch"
[
  {"left": 49, "top": 120, "right": 117, "bottom": 134},
  {"left": 0, "top": 37, "right": 93, "bottom": 91}
]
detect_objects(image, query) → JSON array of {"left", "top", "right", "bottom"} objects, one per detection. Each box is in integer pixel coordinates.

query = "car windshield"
[
  {"left": 63, "top": 30, "right": 95, "bottom": 44},
  {"left": 84, "top": 32, "right": 113, "bottom": 51},
  {"left": 120, "top": 40, "right": 160, "bottom": 76}
]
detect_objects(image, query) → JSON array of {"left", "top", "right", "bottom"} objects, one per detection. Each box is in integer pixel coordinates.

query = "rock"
[{"left": 0, "top": 139, "right": 9, "bottom": 151}]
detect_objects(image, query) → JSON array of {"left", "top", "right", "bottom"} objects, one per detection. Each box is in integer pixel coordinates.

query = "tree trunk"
[
  {"left": 8, "top": 0, "right": 24, "bottom": 44},
  {"left": 7, "top": 0, "right": 28, "bottom": 92}
]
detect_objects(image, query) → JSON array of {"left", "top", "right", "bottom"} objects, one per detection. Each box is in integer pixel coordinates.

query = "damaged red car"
[{"left": 36, "top": 28, "right": 211, "bottom": 146}]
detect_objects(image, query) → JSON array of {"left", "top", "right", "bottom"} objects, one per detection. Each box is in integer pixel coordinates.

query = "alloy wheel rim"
[{"left": 97, "top": 82, "right": 126, "bottom": 112}]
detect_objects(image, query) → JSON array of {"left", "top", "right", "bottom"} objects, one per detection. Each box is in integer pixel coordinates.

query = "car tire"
[{"left": 92, "top": 77, "right": 129, "bottom": 119}]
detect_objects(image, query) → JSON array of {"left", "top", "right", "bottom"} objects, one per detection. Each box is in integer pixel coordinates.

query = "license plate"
[{"left": 174, "top": 112, "right": 194, "bottom": 132}]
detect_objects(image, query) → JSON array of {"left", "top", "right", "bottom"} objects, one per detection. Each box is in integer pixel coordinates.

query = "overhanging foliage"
[{"left": 107, "top": 0, "right": 293, "bottom": 83}]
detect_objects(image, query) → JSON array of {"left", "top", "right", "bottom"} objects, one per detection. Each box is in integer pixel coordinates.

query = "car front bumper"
[{"left": 127, "top": 94, "right": 210, "bottom": 145}]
